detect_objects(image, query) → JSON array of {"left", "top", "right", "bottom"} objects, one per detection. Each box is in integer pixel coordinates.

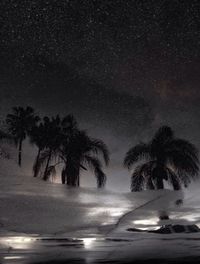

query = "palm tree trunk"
[
  {"left": 71, "top": 170, "right": 79, "bottom": 186},
  {"left": 146, "top": 178, "right": 155, "bottom": 190},
  {"left": 154, "top": 164, "right": 164, "bottom": 189},
  {"left": 68, "top": 169, "right": 79, "bottom": 186},
  {"left": 154, "top": 165, "right": 169, "bottom": 220},
  {"left": 43, "top": 150, "right": 52, "bottom": 181},
  {"left": 158, "top": 173, "right": 169, "bottom": 220},
  {"left": 66, "top": 162, "right": 80, "bottom": 187},
  {"left": 61, "top": 169, "right": 66, "bottom": 184},
  {"left": 156, "top": 177, "right": 164, "bottom": 189},
  {"left": 18, "top": 139, "right": 23, "bottom": 167},
  {"left": 77, "top": 170, "right": 80, "bottom": 186},
  {"left": 33, "top": 148, "right": 41, "bottom": 177}
]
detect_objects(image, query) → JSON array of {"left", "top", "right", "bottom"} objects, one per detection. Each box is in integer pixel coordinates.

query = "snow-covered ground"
[{"left": 0, "top": 161, "right": 200, "bottom": 263}]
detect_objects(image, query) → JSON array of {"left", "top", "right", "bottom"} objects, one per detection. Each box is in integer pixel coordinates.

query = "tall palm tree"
[
  {"left": 6, "top": 106, "right": 40, "bottom": 166},
  {"left": 124, "top": 126, "right": 199, "bottom": 192},
  {"left": 60, "top": 130, "right": 110, "bottom": 188},
  {"left": 29, "top": 120, "right": 49, "bottom": 177},
  {"left": 41, "top": 115, "right": 63, "bottom": 181},
  {"left": 33, "top": 114, "right": 78, "bottom": 181}
]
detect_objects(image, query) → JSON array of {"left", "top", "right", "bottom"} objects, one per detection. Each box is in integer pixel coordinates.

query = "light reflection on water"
[
  {"left": 82, "top": 238, "right": 97, "bottom": 249},
  {"left": 1, "top": 232, "right": 200, "bottom": 264},
  {"left": 0, "top": 213, "right": 200, "bottom": 263},
  {"left": 87, "top": 207, "right": 127, "bottom": 217},
  {"left": 133, "top": 218, "right": 158, "bottom": 226},
  {"left": 170, "top": 212, "right": 200, "bottom": 223},
  {"left": 0, "top": 236, "right": 35, "bottom": 249},
  {"left": 0, "top": 235, "right": 99, "bottom": 250}
]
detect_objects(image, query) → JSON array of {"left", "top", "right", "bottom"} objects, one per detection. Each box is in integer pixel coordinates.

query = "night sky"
[{"left": 0, "top": 0, "right": 200, "bottom": 190}]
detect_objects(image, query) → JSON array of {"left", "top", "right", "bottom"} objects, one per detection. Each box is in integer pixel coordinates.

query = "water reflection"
[
  {"left": 171, "top": 212, "right": 200, "bottom": 223},
  {"left": 82, "top": 238, "right": 97, "bottom": 249},
  {"left": 133, "top": 218, "right": 158, "bottom": 226},
  {"left": 0, "top": 236, "right": 35, "bottom": 249},
  {"left": 132, "top": 217, "right": 160, "bottom": 230},
  {"left": 88, "top": 207, "right": 127, "bottom": 217},
  {"left": 1, "top": 232, "right": 200, "bottom": 264}
]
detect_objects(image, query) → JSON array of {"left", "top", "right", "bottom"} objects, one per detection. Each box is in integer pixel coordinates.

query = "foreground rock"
[{"left": 127, "top": 224, "right": 200, "bottom": 234}]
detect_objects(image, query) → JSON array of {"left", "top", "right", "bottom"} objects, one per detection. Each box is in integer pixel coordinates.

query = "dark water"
[
  {"left": 1, "top": 236, "right": 200, "bottom": 264},
  {"left": 33, "top": 258, "right": 200, "bottom": 264}
]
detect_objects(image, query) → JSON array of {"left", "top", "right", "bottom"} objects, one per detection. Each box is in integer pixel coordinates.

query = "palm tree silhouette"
[
  {"left": 6, "top": 106, "right": 40, "bottom": 166},
  {"left": 36, "top": 115, "right": 109, "bottom": 188},
  {"left": 41, "top": 115, "right": 63, "bottom": 181},
  {"left": 29, "top": 119, "right": 50, "bottom": 177},
  {"left": 34, "top": 114, "right": 78, "bottom": 181},
  {"left": 124, "top": 126, "right": 199, "bottom": 192},
  {"left": 60, "top": 129, "right": 109, "bottom": 188}
]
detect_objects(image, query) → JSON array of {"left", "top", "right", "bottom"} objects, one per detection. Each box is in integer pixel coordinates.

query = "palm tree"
[
  {"left": 60, "top": 130, "right": 110, "bottom": 188},
  {"left": 29, "top": 120, "right": 49, "bottom": 177},
  {"left": 41, "top": 115, "right": 63, "bottom": 181},
  {"left": 124, "top": 126, "right": 199, "bottom": 192},
  {"left": 6, "top": 106, "right": 40, "bottom": 166},
  {"left": 34, "top": 114, "right": 78, "bottom": 181},
  {"left": 36, "top": 115, "right": 109, "bottom": 188}
]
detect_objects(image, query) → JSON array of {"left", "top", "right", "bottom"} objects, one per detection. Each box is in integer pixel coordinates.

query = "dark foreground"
[
  {"left": 1, "top": 234, "right": 200, "bottom": 264},
  {"left": 33, "top": 258, "right": 200, "bottom": 264}
]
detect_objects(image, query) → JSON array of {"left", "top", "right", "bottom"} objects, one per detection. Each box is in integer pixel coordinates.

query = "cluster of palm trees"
[
  {"left": 1, "top": 106, "right": 199, "bottom": 192},
  {"left": 4, "top": 106, "right": 109, "bottom": 188}
]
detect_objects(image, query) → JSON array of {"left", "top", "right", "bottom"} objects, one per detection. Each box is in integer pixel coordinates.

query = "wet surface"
[{"left": 1, "top": 233, "right": 200, "bottom": 264}]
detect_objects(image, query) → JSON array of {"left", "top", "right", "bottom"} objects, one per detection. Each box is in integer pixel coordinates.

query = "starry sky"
[{"left": 0, "top": 0, "right": 200, "bottom": 191}]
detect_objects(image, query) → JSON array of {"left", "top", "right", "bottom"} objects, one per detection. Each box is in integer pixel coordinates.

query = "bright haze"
[{"left": 0, "top": 0, "right": 200, "bottom": 191}]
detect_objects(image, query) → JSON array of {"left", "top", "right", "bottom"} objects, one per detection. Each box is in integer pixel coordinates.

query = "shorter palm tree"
[
  {"left": 124, "top": 126, "right": 199, "bottom": 192},
  {"left": 6, "top": 106, "right": 40, "bottom": 166},
  {"left": 60, "top": 130, "right": 109, "bottom": 188}
]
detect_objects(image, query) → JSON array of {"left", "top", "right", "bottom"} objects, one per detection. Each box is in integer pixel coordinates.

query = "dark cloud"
[{"left": 0, "top": 57, "right": 153, "bottom": 138}]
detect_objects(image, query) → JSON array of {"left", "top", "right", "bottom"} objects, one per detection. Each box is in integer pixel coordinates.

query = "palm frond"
[
  {"left": 84, "top": 155, "right": 106, "bottom": 188},
  {"left": 177, "top": 170, "right": 192, "bottom": 187},
  {"left": 166, "top": 168, "right": 181, "bottom": 190},
  {"left": 131, "top": 161, "right": 156, "bottom": 191},
  {"left": 167, "top": 139, "right": 199, "bottom": 163},
  {"left": 152, "top": 126, "right": 173, "bottom": 146},
  {"left": 167, "top": 149, "right": 199, "bottom": 177},
  {"left": 45, "top": 165, "right": 57, "bottom": 181},
  {"left": 131, "top": 164, "right": 145, "bottom": 191},
  {"left": 95, "top": 167, "right": 106, "bottom": 188},
  {"left": 33, "top": 150, "right": 50, "bottom": 177},
  {"left": 146, "top": 177, "right": 155, "bottom": 190},
  {"left": 124, "top": 143, "right": 151, "bottom": 169},
  {"left": 89, "top": 139, "right": 110, "bottom": 165}
]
